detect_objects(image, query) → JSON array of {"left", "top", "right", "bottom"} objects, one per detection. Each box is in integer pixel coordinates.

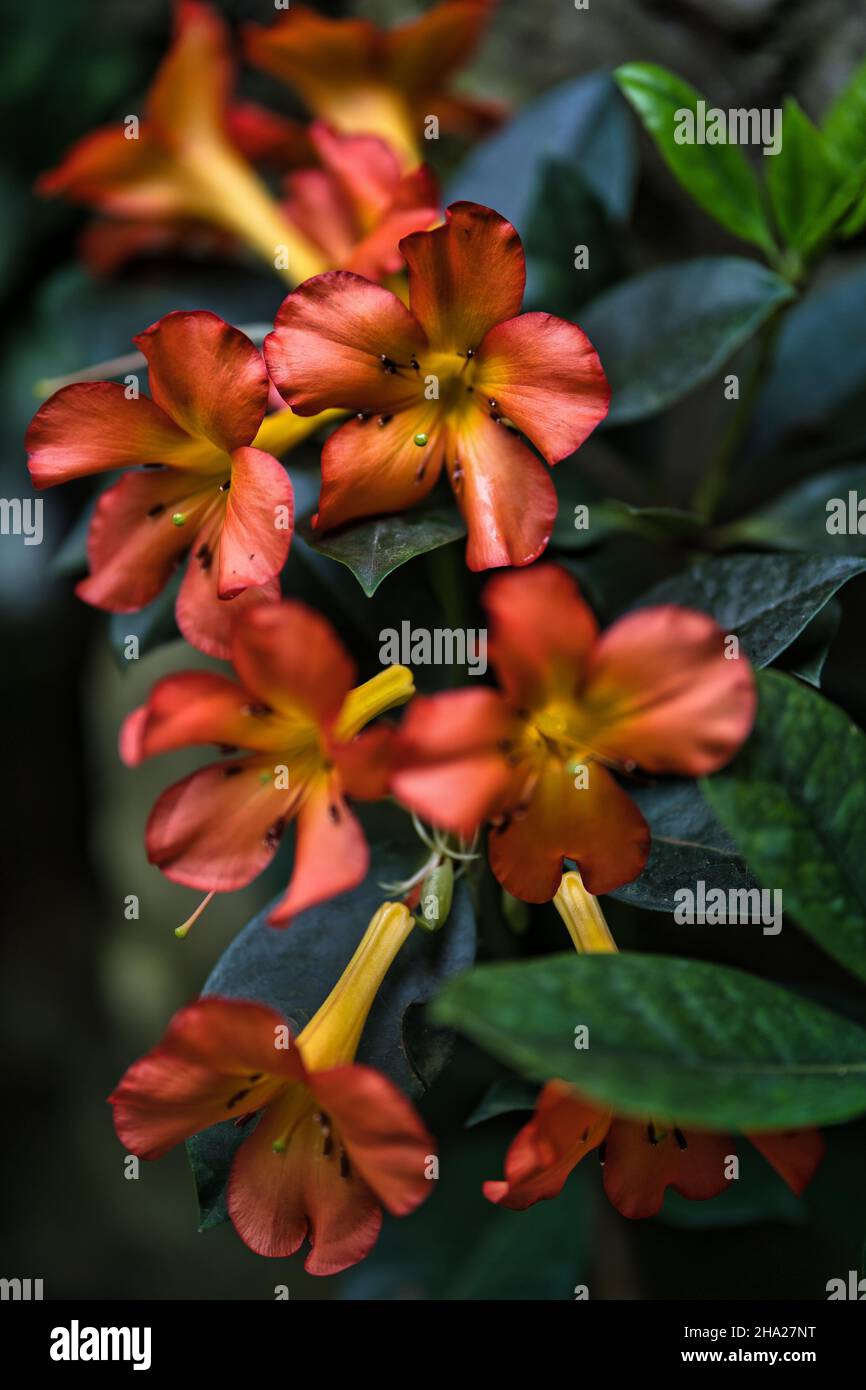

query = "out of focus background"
[{"left": 3, "top": 0, "right": 866, "bottom": 1300}]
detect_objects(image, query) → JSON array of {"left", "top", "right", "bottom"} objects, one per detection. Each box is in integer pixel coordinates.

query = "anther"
[
  {"left": 226, "top": 1087, "right": 251, "bottom": 1110},
  {"left": 264, "top": 819, "right": 285, "bottom": 850},
  {"left": 147, "top": 503, "right": 164, "bottom": 517},
  {"left": 598, "top": 1141, "right": 607, "bottom": 1166},
  {"left": 647, "top": 1123, "right": 659, "bottom": 1146},
  {"left": 674, "top": 1128, "right": 688, "bottom": 1151},
  {"left": 223, "top": 765, "right": 242, "bottom": 778},
  {"left": 219, "top": 480, "right": 231, "bottom": 493},
  {"left": 340, "top": 1148, "right": 351, "bottom": 1179},
  {"left": 377, "top": 414, "right": 393, "bottom": 427},
  {"left": 380, "top": 354, "right": 397, "bottom": 373}
]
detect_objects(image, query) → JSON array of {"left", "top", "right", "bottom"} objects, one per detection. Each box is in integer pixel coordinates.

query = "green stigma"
[
  {"left": 259, "top": 770, "right": 272, "bottom": 784},
  {"left": 413, "top": 432, "right": 429, "bottom": 447},
  {"left": 171, "top": 512, "right": 186, "bottom": 527}
]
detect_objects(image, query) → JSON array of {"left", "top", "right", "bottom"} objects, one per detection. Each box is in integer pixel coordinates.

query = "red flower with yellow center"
[
  {"left": 264, "top": 202, "right": 611, "bottom": 569},
  {"left": 38, "top": 1, "right": 326, "bottom": 285},
  {"left": 26, "top": 310, "right": 331, "bottom": 658},
  {"left": 281, "top": 121, "right": 439, "bottom": 283},
  {"left": 392, "top": 564, "right": 757, "bottom": 900},
  {"left": 483, "top": 1080, "right": 825, "bottom": 1220},
  {"left": 245, "top": 0, "right": 503, "bottom": 170},
  {"left": 111, "top": 903, "right": 436, "bottom": 1272},
  {"left": 121, "top": 599, "right": 414, "bottom": 924}
]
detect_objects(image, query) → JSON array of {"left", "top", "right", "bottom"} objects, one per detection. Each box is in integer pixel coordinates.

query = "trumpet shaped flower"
[
  {"left": 120, "top": 599, "right": 414, "bottom": 922},
  {"left": 111, "top": 903, "right": 435, "bottom": 1271},
  {"left": 38, "top": 1, "right": 326, "bottom": 284},
  {"left": 281, "top": 122, "right": 439, "bottom": 282},
  {"left": 483, "top": 1080, "right": 825, "bottom": 1219},
  {"left": 265, "top": 202, "right": 610, "bottom": 570},
  {"left": 26, "top": 310, "right": 328, "bottom": 658},
  {"left": 392, "top": 565, "right": 756, "bottom": 900},
  {"left": 245, "top": 0, "right": 503, "bottom": 169}
]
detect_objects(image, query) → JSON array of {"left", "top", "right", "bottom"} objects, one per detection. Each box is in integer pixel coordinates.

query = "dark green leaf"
[
  {"left": 739, "top": 265, "right": 866, "bottom": 478},
  {"left": 448, "top": 70, "right": 636, "bottom": 230},
  {"left": 466, "top": 1076, "right": 539, "bottom": 1127},
  {"left": 523, "top": 158, "right": 622, "bottom": 313},
  {"left": 703, "top": 669, "right": 866, "bottom": 983},
  {"left": 610, "top": 779, "right": 760, "bottom": 912},
  {"left": 580, "top": 259, "right": 794, "bottom": 425},
  {"left": 433, "top": 952, "right": 866, "bottom": 1129},
  {"left": 614, "top": 63, "right": 775, "bottom": 254},
  {"left": 339, "top": 1128, "right": 589, "bottom": 1300},
  {"left": 633, "top": 552, "right": 866, "bottom": 667},
  {"left": 722, "top": 463, "right": 866, "bottom": 557},
  {"left": 188, "top": 833, "right": 477, "bottom": 1229},
  {"left": 298, "top": 506, "right": 465, "bottom": 597}
]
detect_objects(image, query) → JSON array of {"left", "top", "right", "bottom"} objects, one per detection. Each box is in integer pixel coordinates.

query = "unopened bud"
[
  {"left": 416, "top": 859, "right": 454, "bottom": 931},
  {"left": 501, "top": 888, "right": 530, "bottom": 935}
]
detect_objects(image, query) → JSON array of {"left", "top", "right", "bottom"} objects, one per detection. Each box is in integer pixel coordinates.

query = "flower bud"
[{"left": 416, "top": 859, "right": 454, "bottom": 932}]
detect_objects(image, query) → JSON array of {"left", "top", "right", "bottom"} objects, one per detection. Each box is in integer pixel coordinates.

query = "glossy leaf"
[
  {"left": 703, "top": 669, "right": 866, "bottom": 982},
  {"left": 298, "top": 506, "right": 466, "bottom": 597},
  {"left": 580, "top": 259, "right": 794, "bottom": 425},
  {"left": 614, "top": 63, "right": 775, "bottom": 254},
  {"left": 634, "top": 552, "right": 866, "bottom": 667},
  {"left": 433, "top": 952, "right": 866, "bottom": 1129}
]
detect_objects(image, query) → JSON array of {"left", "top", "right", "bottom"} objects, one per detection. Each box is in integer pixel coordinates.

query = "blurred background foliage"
[{"left": 3, "top": 0, "right": 866, "bottom": 1300}]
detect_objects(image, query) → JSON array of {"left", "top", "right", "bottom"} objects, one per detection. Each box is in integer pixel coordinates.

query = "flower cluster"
[{"left": 28, "top": 0, "right": 825, "bottom": 1279}]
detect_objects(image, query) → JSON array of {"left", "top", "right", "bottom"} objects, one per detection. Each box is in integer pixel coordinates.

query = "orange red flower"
[
  {"left": 120, "top": 600, "right": 414, "bottom": 923},
  {"left": 245, "top": 0, "right": 503, "bottom": 170},
  {"left": 38, "top": 1, "right": 326, "bottom": 284},
  {"left": 265, "top": 202, "right": 610, "bottom": 569},
  {"left": 483, "top": 1080, "right": 825, "bottom": 1219},
  {"left": 26, "top": 310, "right": 331, "bottom": 658},
  {"left": 392, "top": 564, "right": 757, "bottom": 900},
  {"left": 111, "top": 903, "right": 435, "bottom": 1272},
  {"left": 280, "top": 121, "right": 439, "bottom": 283}
]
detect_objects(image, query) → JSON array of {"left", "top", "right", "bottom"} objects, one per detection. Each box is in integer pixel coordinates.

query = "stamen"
[
  {"left": 674, "top": 1127, "right": 688, "bottom": 1151},
  {"left": 219, "top": 480, "right": 231, "bottom": 493},
  {"left": 328, "top": 802, "right": 342, "bottom": 824},
  {"left": 647, "top": 1123, "right": 659, "bottom": 1146},
  {"left": 223, "top": 765, "right": 242, "bottom": 778},
  {"left": 598, "top": 1141, "right": 607, "bottom": 1166},
  {"left": 196, "top": 542, "right": 212, "bottom": 572},
  {"left": 380, "top": 354, "right": 398, "bottom": 374},
  {"left": 377, "top": 415, "right": 393, "bottom": 427},
  {"left": 339, "top": 1148, "right": 351, "bottom": 1179},
  {"left": 147, "top": 503, "right": 165, "bottom": 517},
  {"left": 226, "top": 1087, "right": 251, "bottom": 1110},
  {"left": 356, "top": 411, "right": 371, "bottom": 422},
  {"left": 174, "top": 890, "right": 216, "bottom": 939},
  {"left": 410, "top": 356, "right": 420, "bottom": 371}
]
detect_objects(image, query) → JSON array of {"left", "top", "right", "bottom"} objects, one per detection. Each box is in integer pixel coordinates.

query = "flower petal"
[
  {"left": 75, "top": 469, "right": 217, "bottom": 613},
  {"left": 475, "top": 311, "right": 610, "bottom": 464},
  {"left": 228, "top": 1084, "right": 383, "bottom": 1270},
  {"left": 583, "top": 606, "right": 758, "bottom": 777},
  {"left": 268, "top": 774, "right": 369, "bottom": 924},
  {"left": 119, "top": 671, "right": 289, "bottom": 767},
  {"left": 602, "top": 1120, "right": 732, "bottom": 1219},
  {"left": 315, "top": 409, "right": 445, "bottom": 533},
  {"left": 265, "top": 271, "right": 427, "bottom": 415},
  {"left": 26, "top": 383, "right": 192, "bottom": 488},
  {"left": 110, "top": 997, "right": 302, "bottom": 1160},
  {"left": 401, "top": 202, "right": 524, "bottom": 353},
  {"left": 746, "top": 1129, "right": 825, "bottom": 1196},
  {"left": 483, "top": 1080, "right": 610, "bottom": 1210},
  {"left": 37, "top": 124, "right": 201, "bottom": 220},
  {"left": 391, "top": 688, "right": 520, "bottom": 838},
  {"left": 219, "top": 446, "right": 293, "bottom": 599},
  {"left": 231, "top": 599, "right": 355, "bottom": 726},
  {"left": 386, "top": 0, "right": 496, "bottom": 88},
  {"left": 148, "top": 0, "right": 232, "bottom": 148},
  {"left": 134, "top": 311, "right": 269, "bottom": 452},
  {"left": 144, "top": 757, "right": 304, "bottom": 892},
  {"left": 174, "top": 515, "right": 281, "bottom": 661},
  {"left": 311, "top": 1064, "right": 435, "bottom": 1216},
  {"left": 448, "top": 409, "right": 556, "bottom": 570},
  {"left": 487, "top": 758, "right": 650, "bottom": 901},
  {"left": 483, "top": 564, "right": 599, "bottom": 709}
]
